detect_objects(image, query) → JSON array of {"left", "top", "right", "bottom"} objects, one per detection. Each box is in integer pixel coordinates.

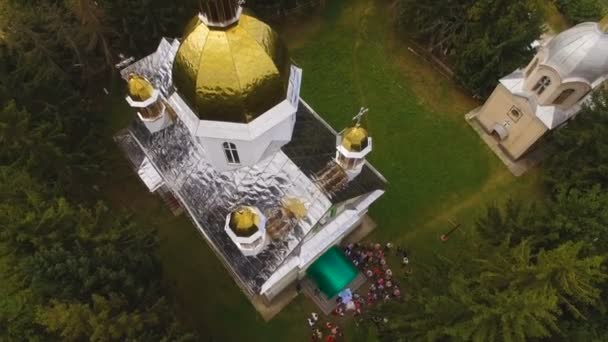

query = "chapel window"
[
  {"left": 553, "top": 89, "right": 576, "bottom": 105},
  {"left": 532, "top": 76, "right": 551, "bottom": 95},
  {"left": 223, "top": 142, "right": 240, "bottom": 165},
  {"left": 507, "top": 106, "right": 522, "bottom": 122}
]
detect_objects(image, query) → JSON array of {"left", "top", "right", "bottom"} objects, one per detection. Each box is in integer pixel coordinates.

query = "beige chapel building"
[{"left": 476, "top": 20, "right": 608, "bottom": 160}]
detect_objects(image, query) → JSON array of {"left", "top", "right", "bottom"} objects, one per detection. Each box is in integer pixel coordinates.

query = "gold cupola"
[
  {"left": 225, "top": 205, "right": 268, "bottom": 256},
  {"left": 124, "top": 73, "right": 173, "bottom": 134},
  {"left": 127, "top": 74, "right": 154, "bottom": 102},
  {"left": 335, "top": 107, "right": 373, "bottom": 181},
  {"left": 342, "top": 125, "right": 369, "bottom": 152},
  {"left": 172, "top": 1, "right": 290, "bottom": 123},
  {"left": 229, "top": 206, "right": 261, "bottom": 237}
]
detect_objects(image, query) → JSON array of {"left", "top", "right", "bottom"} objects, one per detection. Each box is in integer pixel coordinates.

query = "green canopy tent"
[{"left": 306, "top": 246, "right": 358, "bottom": 298}]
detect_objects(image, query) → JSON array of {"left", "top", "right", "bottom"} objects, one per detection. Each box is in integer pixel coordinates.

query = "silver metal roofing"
[
  {"left": 115, "top": 38, "right": 385, "bottom": 295},
  {"left": 115, "top": 102, "right": 385, "bottom": 295},
  {"left": 543, "top": 22, "right": 608, "bottom": 84}
]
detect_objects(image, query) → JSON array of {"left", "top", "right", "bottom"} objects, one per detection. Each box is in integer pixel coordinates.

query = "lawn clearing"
[{"left": 99, "top": 0, "right": 542, "bottom": 340}]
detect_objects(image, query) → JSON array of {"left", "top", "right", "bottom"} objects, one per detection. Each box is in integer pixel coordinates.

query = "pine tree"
[
  {"left": 545, "top": 87, "right": 608, "bottom": 190},
  {"left": 397, "top": 0, "right": 543, "bottom": 96},
  {"left": 535, "top": 242, "right": 606, "bottom": 318}
]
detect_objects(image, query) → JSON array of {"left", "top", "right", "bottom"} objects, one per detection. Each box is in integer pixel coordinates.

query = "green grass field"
[{"left": 100, "top": 0, "right": 542, "bottom": 340}]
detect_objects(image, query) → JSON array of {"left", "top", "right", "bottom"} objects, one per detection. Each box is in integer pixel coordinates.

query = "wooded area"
[
  {"left": 397, "top": 0, "right": 606, "bottom": 97},
  {"left": 0, "top": 0, "right": 203, "bottom": 339}
]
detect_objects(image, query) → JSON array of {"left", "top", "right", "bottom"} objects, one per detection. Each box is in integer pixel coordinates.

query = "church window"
[
  {"left": 525, "top": 58, "right": 538, "bottom": 78},
  {"left": 507, "top": 106, "right": 522, "bottom": 122},
  {"left": 553, "top": 89, "right": 575, "bottom": 105},
  {"left": 223, "top": 142, "right": 240, "bottom": 165},
  {"left": 532, "top": 76, "right": 551, "bottom": 95}
]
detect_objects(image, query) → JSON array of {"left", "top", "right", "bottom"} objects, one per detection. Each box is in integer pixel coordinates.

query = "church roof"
[
  {"left": 499, "top": 69, "right": 591, "bottom": 129},
  {"left": 542, "top": 22, "right": 608, "bottom": 85},
  {"left": 115, "top": 100, "right": 385, "bottom": 295},
  {"left": 117, "top": 34, "right": 385, "bottom": 295}
]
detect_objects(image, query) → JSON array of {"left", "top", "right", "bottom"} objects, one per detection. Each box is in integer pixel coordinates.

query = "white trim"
[
  {"left": 260, "top": 189, "right": 385, "bottom": 296},
  {"left": 195, "top": 100, "right": 297, "bottom": 140},
  {"left": 137, "top": 157, "right": 164, "bottom": 192},
  {"left": 125, "top": 89, "right": 160, "bottom": 108},
  {"left": 336, "top": 137, "right": 372, "bottom": 158}
]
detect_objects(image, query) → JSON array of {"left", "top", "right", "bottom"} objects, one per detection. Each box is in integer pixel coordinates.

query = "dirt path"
[
  {"left": 351, "top": 0, "right": 374, "bottom": 107},
  {"left": 398, "top": 165, "right": 539, "bottom": 243}
]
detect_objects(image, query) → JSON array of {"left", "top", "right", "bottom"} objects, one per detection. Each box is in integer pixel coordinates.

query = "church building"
[
  {"left": 474, "top": 19, "right": 608, "bottom": 161},
  {"left": 113, "top": 0, "right": 386, "bottom": 316}
]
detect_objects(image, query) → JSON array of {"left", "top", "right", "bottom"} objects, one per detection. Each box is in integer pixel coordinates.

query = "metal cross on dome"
[{"left": 352, "top": 107, "right": 369, "bottom": 125}]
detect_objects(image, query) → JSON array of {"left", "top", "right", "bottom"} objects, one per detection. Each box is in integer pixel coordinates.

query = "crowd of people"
[
  {"left": 307, "top": 242, "right": 409, "bottom": 340},
  {"left": 307, "top": 312, "right": 343, "bottom": 341},
  {"left": 345, "top": 242, "right": 405, "bottom": 307}
]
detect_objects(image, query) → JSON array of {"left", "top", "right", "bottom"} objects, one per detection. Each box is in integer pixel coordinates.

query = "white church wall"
[
  {"left": 167, "top": 92, "right": 200, "bottom": 136},
  {"left": 195, "top": 107, "right": 296, "bottom": 171},
  {"left": 259, "top": 190, "right": 384, "bottom": 300},
  {"left": 298, "top": 190, "right": 384, "bottom": 270},
  {"left": 137, "top": 104, "right": 172, "bottom": 133},
  {"left": 260, "top": 257, "right": 299, "bottom": 301},
  {"left": 167, "top": 92, "right": 298, "bottom": 171}
]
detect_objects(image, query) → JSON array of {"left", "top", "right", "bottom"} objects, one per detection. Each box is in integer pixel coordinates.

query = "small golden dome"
[
  {"left": 342, "top": 125, "right": 369, "bottom": 152},
  {"left": 282, "top": 197, "right": 307, "bottom": 219},
  {"left": 127, "top": 74, "right": 155, "bottom": 102},
  {"left": 229, "top": 206, "right": 260, "bottom": 237},
  {"left": 172, "top": 13, "right": 290, "bottom": 123}
]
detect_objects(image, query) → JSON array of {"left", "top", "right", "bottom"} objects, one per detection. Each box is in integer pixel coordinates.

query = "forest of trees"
[
  {"left": 0, "top": 0, "right": 203, "bottom": 339},
  {"left": 368, "top": 88, "right": 608, "bottom": 341},
  {"left": 397, "top": 0, "right": 606, "bottom": 97},
  {"left": 555, "top": 0, "right": 606, "bottom": 24}
]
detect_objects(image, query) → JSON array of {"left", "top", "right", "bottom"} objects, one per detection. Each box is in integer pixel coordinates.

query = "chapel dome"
[
  {"left": 172, "top": 12, "right": 290, "bottom": 123},
  {"left": 229, "top": 206, "right": 260, "bottom": 237},
  {"left": 342, "top": 125, "right": 369, "bottom": 152},
  {"left": 542, "top": 22, "right": 608, "bottom": 84},
  {"left": 128, "top": 74, "right": 154, "bottom": 102}
]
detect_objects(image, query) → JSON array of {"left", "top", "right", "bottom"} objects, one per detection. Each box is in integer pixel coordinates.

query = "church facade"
[
  {"left": 113, "top": 0, "right": 386, "bottom": 313},
  {"left": 475, "top": 20, "right": 608, "bottom": 161}
]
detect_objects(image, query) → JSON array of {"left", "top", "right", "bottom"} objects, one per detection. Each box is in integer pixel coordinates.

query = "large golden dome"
[{"left": 172, "top": 13, "right": 290, "bottom": 123}]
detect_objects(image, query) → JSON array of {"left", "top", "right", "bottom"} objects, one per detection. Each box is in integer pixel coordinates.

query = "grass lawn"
[{"left": 99, "top": 0, "right": 543, "bottom": 340}]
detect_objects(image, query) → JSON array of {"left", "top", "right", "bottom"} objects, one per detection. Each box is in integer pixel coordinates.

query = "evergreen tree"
[
  {"left": 545, "top": 87, "right": 608, "bottom": 191},
  {"left": 555, "top": 0, "right": 606, "bottom": 24},
  {"left": 544, "top": 185, "right": 608, "bottom": 253},
  {"left": 397, "top": 0, "right": 543, "bottom": 96},
  {"left": 372, "top": 239, "right": 606, "bottom": 342},
  {"left": 475, "top": 199, "right": 548, "bottom": 247}
]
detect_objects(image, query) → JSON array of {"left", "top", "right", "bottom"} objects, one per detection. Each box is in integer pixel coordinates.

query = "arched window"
[
  {"left": 532, "top": 76, "right": 551, "bottom": 95},
  {"left": 525, "top": 58, "right": 538, "bottom": 78},
  {"left": 552, "top": 88, "right": 575, "bottom": 105},
  {"left": 223, "top": 142, "right": 240, "bottom": 165}
]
